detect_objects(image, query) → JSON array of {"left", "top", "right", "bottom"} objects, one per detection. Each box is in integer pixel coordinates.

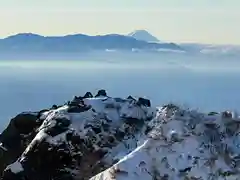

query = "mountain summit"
[
  {"left": 1, "top": 90, "right": 240, "bottom": 180},
  {"left": 128, "top": 30, "right": 160, "bottom": 42}
]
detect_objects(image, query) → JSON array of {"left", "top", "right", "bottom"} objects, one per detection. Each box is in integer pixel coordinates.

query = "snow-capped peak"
[{"left": 128, "top": 30, "right": 160, "bottom": 43}]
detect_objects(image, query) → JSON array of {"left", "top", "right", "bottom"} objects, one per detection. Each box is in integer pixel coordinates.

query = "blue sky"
[{"left": 0, "top": 0, "right": 239, "bottom": 44}]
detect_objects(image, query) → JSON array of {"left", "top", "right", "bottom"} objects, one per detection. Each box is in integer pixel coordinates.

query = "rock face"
[{"left": 1, "top": 90, "right": 240, "bottom": 180}]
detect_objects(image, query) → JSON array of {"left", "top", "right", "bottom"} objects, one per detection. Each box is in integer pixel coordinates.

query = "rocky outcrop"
[
  {"left": 1, "top": 90, "right": 240, "bottom": 180},
  {"left": 0, "top": 90, "right": 154, "bottom": 180},
  {"left": 0, "top": 113, "right": 39, "bottom": 176}
]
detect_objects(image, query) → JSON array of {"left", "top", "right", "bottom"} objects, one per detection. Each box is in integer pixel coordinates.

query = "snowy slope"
[
  {"left": 128, "top": 30, "right": 160, "bottom": 43},
  {"left": 91, "top": 105, "right": 240, "bottom": 180}
]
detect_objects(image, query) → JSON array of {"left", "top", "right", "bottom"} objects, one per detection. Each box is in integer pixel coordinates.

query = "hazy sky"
[{"left": 0, "top": 0, "right": 239, "bottom": 44}]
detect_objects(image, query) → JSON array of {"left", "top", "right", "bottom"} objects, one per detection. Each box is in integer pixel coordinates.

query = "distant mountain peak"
[
  {"left": 4, "top": 33, "right": 44, "bottom": 40},
  {"left": 128, "top": 30, "right": 160, "bottom": 42}
]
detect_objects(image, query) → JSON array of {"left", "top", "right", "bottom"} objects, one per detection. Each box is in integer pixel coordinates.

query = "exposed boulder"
[
  {"left": 51, "top": 105, "right": 58, "bottom": 110},
  {"left": 95, "top": 90, "right": 107, "bottom": 97},
  {"left": 84, "top": 92, "right": 93, "bottom": 98},
  {"left": 126, "top": 95, "right": 136, "bottom": 101},
  {"left": 0, "top": 113, "right": 38, "bottom": 150},
  {"left": 137, "top": 97, "right": 151, "bottom": 107},
  {"left": 0, "top": 113, "right": 39, "bottom": 176},
  {"left": 69, "top": 96, "right": 84, "bottom": 106}
]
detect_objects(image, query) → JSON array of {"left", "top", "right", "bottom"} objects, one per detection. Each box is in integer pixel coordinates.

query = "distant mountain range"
[
  {"left": 0, "top": 31, "right": 183, "bottom": 54},
  {"left": 180, "top": 43, "right": 240, "bottom": 55}
]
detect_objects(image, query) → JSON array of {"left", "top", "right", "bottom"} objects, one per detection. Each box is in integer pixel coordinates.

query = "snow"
[
  {"left": 6, "top": 161, "right": 23, "bottom": 174},
  {"left": 91, "top": 106, "right": 240, "bottom": 180},
  {"left": 127, "top": 30, "right": 160, "bottom": 43}
]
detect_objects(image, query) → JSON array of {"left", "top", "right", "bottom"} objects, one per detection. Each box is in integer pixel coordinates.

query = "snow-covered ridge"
[
  {"left": 1, "top": 91, "right": 240, "bottom": 180},
  {"left": 91, "top": 105, "right": 240, "bottom": 180}
]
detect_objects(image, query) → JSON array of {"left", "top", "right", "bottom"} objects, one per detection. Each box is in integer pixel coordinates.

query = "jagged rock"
[
  {"left": 95, "top": 89, "right": 107, "bottom": 97},
  {"left": 126, "top": 96, "right": 136, "bottom": 101},
  {"left": 222, "top": 111, "right": 233, "bottom": 118},
  {"left": 0, "top": 113, "right": 38, "bottom": 149},
  {"left": 1, "top": 93, "right": 154, "bottom": 180},
  {"left": 137, "top": 97, "right": 151, "bottom": 107},
  {"left": 51, "top": 105, "right": 58, "bottom": 110},
  {"left": 84, "top": 92, "right": 93, "bottom": 98},
  {"left": 69, "top": 96, "right": 84, "bottom": 106},
  {"left": 0, "top": 113, "right": 39, "bottom": 175}
]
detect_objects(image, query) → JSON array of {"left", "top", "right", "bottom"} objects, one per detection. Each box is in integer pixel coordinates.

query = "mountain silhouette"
[{"left": 0, "top": 33, "right": 182, "bottom": 54}]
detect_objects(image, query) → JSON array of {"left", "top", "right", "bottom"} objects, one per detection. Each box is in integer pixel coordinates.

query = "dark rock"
[
  {"left": 144, "top": 125, "right": 152, "bottom": 135},
  {"left": 124, "top": 118, "right": 144, "bottom": 126},
  {"left": 15, "top": 140, "right": 73, "bottom": 180},
  {"left": 45, "top": 117, "right": 71, "bottom": 137},
  {"left": 91, "top": 127, "right": 102, "bottom": 134},
  {"left": 162, "top": 103, "right": 179, "bottom": 111},
  {"left": 0, "top": 113, "right": 38, "bottom": 149},
  {"left": 66, "top": 132, "right": 73, "bottom": 142},
  {"left": 93, "top": 149, "right": 108, "bottom": 159},
  {"left": 69, "top": 96, "right": 84, "bottom": 106},
  {"left": 51, "top": 105, "right": 58, "bottom": 109},
  {"left": 137, "top": 97, "right": 151, "bottom": 107},
  {"left": 222, "top": 111, "right": 232, "bottom": 118},
  {"left": 37, "top": 109, "right": 49, "bottom": 119},
  {"left": 208, "top": 112, "right": 218, "bottom": 116},
  {"left": 67, "top": 105, "right": 91, "bottom": 113},
  {"left": 115, "top": 130, "right": 126, "bottom": 140},
  {"left": 1, "top": 169, "right": 24, "bottom": 180},
  {"left": 127, "top": 96, "right": 136, "bottom": 101},
  {"left": 95, "top": 89, "right": 107, "bottom": 97},
  {"left": 108, "top": 136, "right": 115, "bottom": 144},
  {"left": 83, "top": 92, "right": 93, "bottom": 98},
  {"left": 71, "top": 135, "right": 83, "bottom": 146},
  {"left": 0, "top": 113, "right": 40, "bottom": 177},
  {"left": 179, "top": 167, "right": 192, "bottom": 173}
]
